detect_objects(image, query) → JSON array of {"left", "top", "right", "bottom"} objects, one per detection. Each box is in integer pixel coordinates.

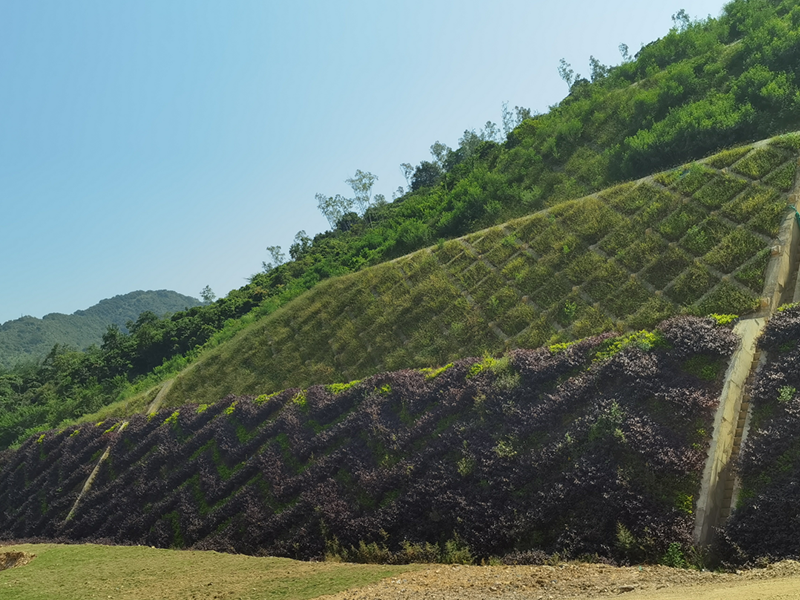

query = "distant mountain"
[{"left": 0, "top": 290, "right": 202, "bottom": 369}]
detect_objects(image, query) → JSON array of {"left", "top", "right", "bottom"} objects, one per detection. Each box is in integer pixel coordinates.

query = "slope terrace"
[{"left": 159, "top": 135, "right": 800, "bottom": 409}]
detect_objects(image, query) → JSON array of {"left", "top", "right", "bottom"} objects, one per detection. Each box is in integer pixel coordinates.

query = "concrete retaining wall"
[
  {"left": 693, "top": 317, "right": 764, "bottom": 546},
  {"left": 693, "top": 154, "right": 800, "bottom": 546}
]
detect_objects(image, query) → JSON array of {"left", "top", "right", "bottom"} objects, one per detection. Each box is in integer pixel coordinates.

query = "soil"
[
  {"left": 320, "top": 560, "right": 800, "bottom": 600},
  {"left": 0, "top": 551, "right": 34, "bottom": 571}
]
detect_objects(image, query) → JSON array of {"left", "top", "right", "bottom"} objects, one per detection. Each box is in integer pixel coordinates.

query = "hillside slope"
[
  {"left": 0, "top": 316, "right": 735, "bottom": 562},
  {"left": 3, "top": 0, "right": 800, "bottom": 446},
  {"left": 0, "top": 290, "right": 201, "bottom": 369},
  {"left": 162, "top": 137, "right": 799, "bottom": 408}
]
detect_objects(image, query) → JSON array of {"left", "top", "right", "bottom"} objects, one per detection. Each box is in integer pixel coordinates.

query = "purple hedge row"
[{"left": 0, "top": 316, "right": 735, "bottom": 562}]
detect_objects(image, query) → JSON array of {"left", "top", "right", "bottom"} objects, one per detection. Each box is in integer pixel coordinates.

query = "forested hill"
[
  {"left": 1, "top": 0, "right": 800, "bottom": 447},
  {"left": 0, "top": 290, "right": 201, "bottom": 369}
]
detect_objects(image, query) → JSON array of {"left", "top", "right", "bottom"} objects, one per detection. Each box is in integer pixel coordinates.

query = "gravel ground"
[{"left": 319, "top": 560, "right": 800, "bottom": 600}]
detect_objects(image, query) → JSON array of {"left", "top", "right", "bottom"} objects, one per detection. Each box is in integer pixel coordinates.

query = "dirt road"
[{"left": 322, "top": 560, "right": 800, "bottom": 600}]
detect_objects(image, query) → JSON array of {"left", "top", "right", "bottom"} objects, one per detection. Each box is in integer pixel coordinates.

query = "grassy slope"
[
  {"left": 0, "top": 544, "right": 416, "bottom": 600},
  {"left": 158, "top": 137, "right": 798, "bottom": 409}
]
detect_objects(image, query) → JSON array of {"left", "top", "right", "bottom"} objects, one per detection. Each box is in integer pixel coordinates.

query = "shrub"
[{"left": 661, "top": 543, "right": 688, "bottom": 568}]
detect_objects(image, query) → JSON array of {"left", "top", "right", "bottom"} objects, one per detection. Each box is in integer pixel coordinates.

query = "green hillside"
[
  {"left": 163, "top": 137, "right": 798, "bottom": 408},
  {"left": 3, "top": 0, "right": 800, "bottom": 447},
  {"left": 0, "top": 290, "right": 201, "bottom": 369}
]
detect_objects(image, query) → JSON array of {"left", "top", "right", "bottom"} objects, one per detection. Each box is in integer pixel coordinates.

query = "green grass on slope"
[
  {"left": 0, "top": 544, "right": 417, "bottom": 600},
  {"left": 161, "top": 137, "right": 798, "bottom": 408}
]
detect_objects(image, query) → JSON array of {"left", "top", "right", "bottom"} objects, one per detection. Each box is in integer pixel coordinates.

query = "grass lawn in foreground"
[{"left": 0, "top": 544, "right": 419, "bottom": 600}]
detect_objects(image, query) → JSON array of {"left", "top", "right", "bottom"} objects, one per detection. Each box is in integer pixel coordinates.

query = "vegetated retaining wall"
[{"left": 0, "top": 317, "right": 736, "bottom": 563}]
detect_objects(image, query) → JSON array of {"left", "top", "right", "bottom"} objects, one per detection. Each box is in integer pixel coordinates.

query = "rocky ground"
[{"left": 321, "top": 560, "right": 800, "bottom": 600}]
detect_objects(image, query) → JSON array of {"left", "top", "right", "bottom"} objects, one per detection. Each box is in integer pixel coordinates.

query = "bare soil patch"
[
  {"left": 321, "top": 560, "right": 800, "bottom": 600},
  {"left": 0, "top": 551, "right": 34, "bottom": 571}
]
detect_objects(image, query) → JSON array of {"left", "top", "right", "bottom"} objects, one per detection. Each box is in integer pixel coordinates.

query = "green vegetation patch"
[
  {"left": 692, "top": 280, "right": 759, "bottom": 316},
  {"left": 641, "top": 247, "right": 693, "bottom": 289},
  {"left": 680, "top": 218, "right": 733, "bottom": 257},
  {"left": 559, "top": 197, "right": 624, "bottom": 244},
  {"left": 608, "top": 182, "right": 670, "bottom": 215},
  {"left": 732, "top": 146, "right": 788, "bottom": 180},
  {"left": 673, "top": 164, "right": 718, "bottom": 196},
  {"left": 735, "top": 249, "right": 771, "bottom": 292},
  {"left": 693, "top": 173, "right": 749, "bottom": 209},
  {"left": 721, "top": 185, "right": 782, "bottom": 223},
  {"left": 704, "top": 145, "right": 753, "bottom": 169},
  {"left": 667, "top": 264, "right": 719, "bottom": 306},
  {"left": 583, "top": 261, "right": 632, "bottom": 302},
  {"left": 763, "top": 161, "right": 798, "bottom": 192},
  {"left": 703, "top": 229, "right": 766, "bottom": 274},
  {"left": 601, "top": 279, "right": 652, "bottom": 317},
  {"left": 657, "top": 203, "right": 707, "bottom": 241},
  {"left": 747, "top": 199, "right": 790, "bottom": 237}
]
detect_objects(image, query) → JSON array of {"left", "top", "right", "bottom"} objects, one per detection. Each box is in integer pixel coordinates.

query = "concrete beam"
[{"left": 693, "top": 317, "right": 764, "bottom": 546}]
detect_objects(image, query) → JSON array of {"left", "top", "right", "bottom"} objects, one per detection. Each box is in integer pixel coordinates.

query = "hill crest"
[{"left": 0, "top": 290, "right": 202, "bottom": 369}]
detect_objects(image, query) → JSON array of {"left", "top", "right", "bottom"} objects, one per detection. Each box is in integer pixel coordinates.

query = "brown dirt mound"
[
  {"left": 0, "top": 551, "right": 34, "bottom": 571},
  {"left": 320, "top": 560, "right": 800, "bottom": 600}
]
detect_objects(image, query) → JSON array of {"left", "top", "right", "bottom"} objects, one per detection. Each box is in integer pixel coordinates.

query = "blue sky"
[{"left": 0, "top": 0, "right": 728, "bottom": 324}]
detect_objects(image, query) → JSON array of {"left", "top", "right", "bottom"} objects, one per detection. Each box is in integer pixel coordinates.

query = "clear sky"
[{"left": 0, "top": 0, "right": 729, "bottom": 325}]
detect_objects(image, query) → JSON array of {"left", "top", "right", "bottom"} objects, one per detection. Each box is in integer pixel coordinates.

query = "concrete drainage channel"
[
  {"left": 62, "top": 379, "right": 174, "bottom": 525},
  {"left": 694, "top": 164, "right": 800, "bottom": 547}
]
